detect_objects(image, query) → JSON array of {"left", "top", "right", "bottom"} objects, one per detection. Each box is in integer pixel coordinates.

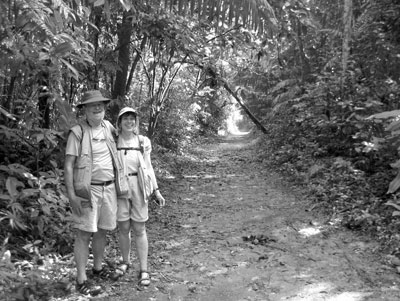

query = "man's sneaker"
[{"left": 76, "top": 280, "right": 103, "bottom": 296}]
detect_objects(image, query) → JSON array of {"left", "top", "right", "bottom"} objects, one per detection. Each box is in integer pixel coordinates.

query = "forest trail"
[{"left": 77, "top": 133, "right": 400, "bottom": 300}]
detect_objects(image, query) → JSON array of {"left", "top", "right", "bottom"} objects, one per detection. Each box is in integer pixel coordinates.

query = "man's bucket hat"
[{"left": 77, "top": 90, "right": 111, "bottom": 108}]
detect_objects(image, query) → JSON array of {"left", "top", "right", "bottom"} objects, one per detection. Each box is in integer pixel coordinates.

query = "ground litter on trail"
[{"left": 61, "top": 133, "right": 400, "bottom": 301}]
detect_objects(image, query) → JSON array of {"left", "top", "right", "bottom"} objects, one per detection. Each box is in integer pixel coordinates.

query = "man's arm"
[{"left": 64, "top": 155, "right": 85, "bottom": 216}]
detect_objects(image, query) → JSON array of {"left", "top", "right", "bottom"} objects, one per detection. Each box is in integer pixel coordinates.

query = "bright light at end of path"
[{"left": 221, "top": 106, "right": 251, "bottom": 135}]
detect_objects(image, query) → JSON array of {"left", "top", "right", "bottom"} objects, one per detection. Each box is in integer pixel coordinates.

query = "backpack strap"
[
  {"left": 116, "top": 135, "right": 145, "bottom": 155},
  {"left": 69, "top": 123, "right": 86, "bottom": 156},
  {"left": 70, "top": 124, "right": 84, "bottom": 142},
  {"left": 117, "top": 146, "right": 142, "bottom": 155}
]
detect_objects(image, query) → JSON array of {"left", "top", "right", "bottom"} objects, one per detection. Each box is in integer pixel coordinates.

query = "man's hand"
[
  {"left": 64, "top": 154, "right": 90, "bottom": 215},
  {"left": 69, "top": 195, "right": 91, "bottom": 216}
]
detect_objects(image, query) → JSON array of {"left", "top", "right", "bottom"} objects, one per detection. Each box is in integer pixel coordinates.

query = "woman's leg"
[
  {"left": 132, "top": 221, "right": 148, "bottom": 272},
  {"left": 118, "top": 220, "right": 132, "bottom": 263}
]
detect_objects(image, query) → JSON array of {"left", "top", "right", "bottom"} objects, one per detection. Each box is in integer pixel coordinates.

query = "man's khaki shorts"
[{"left": 73, "top": 183, "right": 117, "bottom": 232}]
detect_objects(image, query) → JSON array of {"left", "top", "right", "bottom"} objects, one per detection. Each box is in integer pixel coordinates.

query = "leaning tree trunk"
[{"left": 222, "top": 80, "right": 268, "bottom": 134}]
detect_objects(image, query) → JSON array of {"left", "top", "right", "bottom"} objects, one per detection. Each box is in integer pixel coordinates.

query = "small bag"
[
  {"left": 114, "top": 137, "right": 130, "bottom": 197},
  {"left": 137, "top": 151, "right": 153, "bottom": 202},
  {"left": 115, "top": 167, "right": 129, "bottom": 197}
]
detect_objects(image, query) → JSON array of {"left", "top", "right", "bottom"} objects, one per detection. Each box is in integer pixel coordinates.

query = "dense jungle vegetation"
[{"left": 1, "top": 0, "right": 400, "bottom": 298}]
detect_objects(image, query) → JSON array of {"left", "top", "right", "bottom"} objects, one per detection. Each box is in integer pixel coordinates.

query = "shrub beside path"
[{"left": 38, "top": 133, "right": 400, "bottom": 300}]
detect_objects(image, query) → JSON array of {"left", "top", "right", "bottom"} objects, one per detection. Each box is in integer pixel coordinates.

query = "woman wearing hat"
[{"left": 113, "top": 107, "right": 165, "bottom": 286}]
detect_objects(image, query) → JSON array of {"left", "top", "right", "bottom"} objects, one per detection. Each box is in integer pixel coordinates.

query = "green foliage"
[
  {"left": 0, "top": 162, "right": 73, "bottom": 258},
  {"left": 249, "top": 0, "right": 400, "bottom": 257},
  {"left": 0, "top": 96, "right": 76, "bottom": 259},
  {"left": 152, "top": 88, "right": 229, "bottom": 152}
]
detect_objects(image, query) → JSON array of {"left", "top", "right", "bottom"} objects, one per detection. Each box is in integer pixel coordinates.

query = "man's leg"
[
  {"left": 92, "top": 228, "right": 108, "bottom": 271},
  {"left": 75, "top": 229, "right": 92, "bottom": 284}
]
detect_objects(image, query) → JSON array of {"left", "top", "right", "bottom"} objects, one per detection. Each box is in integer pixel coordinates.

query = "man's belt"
[{"left": 91, "top": 180, "right": 115, "bottom": 186}]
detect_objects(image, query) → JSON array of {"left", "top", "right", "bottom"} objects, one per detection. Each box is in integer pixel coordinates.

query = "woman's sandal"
[
  {"left": 111, "top": 262, "right": 130, "bottom": 280},
  {"left": 76, "top": 280, "right": 103, "bottom": 296},
  {"left": 138, "top": 271, "right": 150, "bottom": 286}
]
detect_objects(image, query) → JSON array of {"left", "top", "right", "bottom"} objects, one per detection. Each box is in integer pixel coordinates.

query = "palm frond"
[{"left": 163, "top": 0, "right": 278, "bottom": 35}]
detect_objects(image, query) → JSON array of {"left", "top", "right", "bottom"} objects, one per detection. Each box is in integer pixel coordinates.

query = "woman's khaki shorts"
[{"left": 117, "top": 175, "right": 148, "bottom": 222}]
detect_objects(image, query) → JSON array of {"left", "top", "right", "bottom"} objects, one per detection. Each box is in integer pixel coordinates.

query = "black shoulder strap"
[
  {"left": 117, "top": 146, "right": 142, "bottom": 155},
  {"left": 117, "top": 135, "right": 144, "bottom": 155},
  {"left": 78, "top": 124, "right": 84, "bottom": 142}
]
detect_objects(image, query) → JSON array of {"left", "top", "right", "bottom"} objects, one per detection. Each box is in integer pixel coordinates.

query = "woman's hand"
[{"left": 154, "top": 190, "right": 165, "bottom": 207}]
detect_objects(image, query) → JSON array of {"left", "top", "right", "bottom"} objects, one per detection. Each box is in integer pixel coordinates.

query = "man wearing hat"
[{"left": 64, "top": 90, "right": 120, "bottom": 296}]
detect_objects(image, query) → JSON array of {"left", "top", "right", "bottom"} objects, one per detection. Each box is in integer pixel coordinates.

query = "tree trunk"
[
  {"left": 296, "top": 19, "right": 310, "bottom": 82},
  {"left": 125, "top": 36, "right": 148, "bottom": 94},
  {"left": 143, "top": 53, "right": 187, "bottom": 138},
  {"left": 341, "top": 0, "right": 352, "bottom": 91},
  {"left": 112, "top": 10, "right": 133, "bottom": 100},
  {"left": 111, "top": 10, "right": 133, "bottom": 118},
  {"left": 38, "top": 87, "right": 50, "bottom": 128},
  {"left": 91, "top": 8, "right": 102, "bottom": 86}
]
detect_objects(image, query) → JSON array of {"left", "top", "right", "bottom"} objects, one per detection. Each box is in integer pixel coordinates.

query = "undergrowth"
[{"left": 254, "top": 118, "right": 400, "bottom": 257}]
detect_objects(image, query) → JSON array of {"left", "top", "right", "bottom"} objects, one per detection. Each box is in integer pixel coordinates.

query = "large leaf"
[
  {"left": 54, "top": 42, "right": 74, "bottom": 57},
  {"left": 390, "top": 159, "right": 400, "bottom": 169},
  {"left": 368, "top": 110, "right": 400, "bottom": 119},
  {"left": 60, "top": 58, "right": 80, "bottom": 80},
  {"left": 0, "top": 106, "right": 16, "bottom": 120},
  {"left": 387, "top": 170, "right": 400, "bottom": 194},
  {"left": 94, "top": 0, "right": 105, "bottom": 6},
  {"left": 54, "top": 97, "right": 77, "bottom": 131},
  {"left": 386, "top": 119, "right": 400, "bottom": 132},
  {"left": 385, "top": 201, "right": 400, "bottom": 211},
  {"left": 6, "top": 177, "right": 25, "bottom": 199},
  {"left": 119, "top": 0, "right": 132, "bottom": 11}
]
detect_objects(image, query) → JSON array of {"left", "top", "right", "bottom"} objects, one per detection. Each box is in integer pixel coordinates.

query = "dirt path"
[{"left": 98, "top": 133, "right": 400, "bottom": 301}]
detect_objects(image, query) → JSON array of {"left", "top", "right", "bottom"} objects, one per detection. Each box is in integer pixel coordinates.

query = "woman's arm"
[{"left": 142, "top": 137, "right": 165, "bottom": 206}]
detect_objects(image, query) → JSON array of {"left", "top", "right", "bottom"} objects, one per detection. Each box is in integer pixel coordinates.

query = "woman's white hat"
[
  {"left": 117, "top": 107, "right": 137, "bottom": 121},
  {"left": 116, "top": 107, "right": 139, "bottom": 133}
]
